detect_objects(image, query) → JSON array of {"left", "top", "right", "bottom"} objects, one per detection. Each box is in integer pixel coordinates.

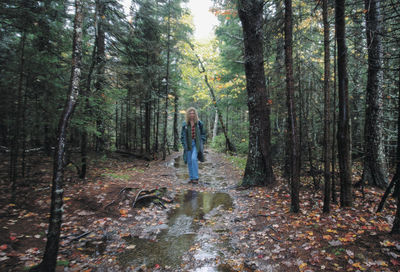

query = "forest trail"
[
  {"left": 2, "top": 0, "right": 400, "bottom": 271},
  {"left": 1, "top": 150, "right": 399, "bottom": 271},
  {"left": 117, "top": 150, "right": 242, "bottom": 271},
  {"left": 111, "top": 150, "right": 283, "bottom": 271},
  {"left": 0, "top": 150, "right": 277, "bottom": 271}
]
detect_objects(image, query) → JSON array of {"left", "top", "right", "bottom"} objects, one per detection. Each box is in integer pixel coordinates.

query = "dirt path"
[
  {"left": 1, "top": 150, "right": 399, "bottom": 271},
  {"left": 117, "top": 150, "right": 241, "bottom": 271},
  {"left": 113, "top": 150, "right": 281, "bottom": 272},
  {"left": 0, "top": 150, "right": 265, "bottom": 272}
]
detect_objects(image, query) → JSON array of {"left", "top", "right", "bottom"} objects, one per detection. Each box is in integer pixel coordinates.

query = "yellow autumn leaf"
[
  {"left": 377, "top": 261, "right": 388, "bottom": 266},
  {"left": 119, "top": 209, "right": 128, "bottom": 217},
  {"left": 381, "top": 240, "right": 395, "bottom": 247},
  {"left": 352, "top": 262, "right": 366, "bottom": 270},
  {"left": 299, "top": 262, "right": 307, "bottom": 270},
  {"left": 323, "top": 235, "right": 332, "bottom": 240}
]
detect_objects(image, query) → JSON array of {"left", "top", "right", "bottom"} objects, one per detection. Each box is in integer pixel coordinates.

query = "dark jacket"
[{"left": 180, "top": 120, "right": 206, "bottom": 164}]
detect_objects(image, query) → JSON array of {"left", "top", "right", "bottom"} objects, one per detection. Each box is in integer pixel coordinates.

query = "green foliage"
[
  {"left": 225, "top": 154, "right": 247, "bottom": 172},
  {"left": 211, "top": 133, "right": 248, "bottom": 154},
  {"left": 211, "top": 134, "right": 226, "bottom": 152},
  {"left": 130, "top": 167, "right": 145, "bottom": 173},
  {"left": 235, "top": 140, "right": 248, "bottom": 155},
  {"left": 101, "top": 172, "right": 130, "bottom": 180},
  {"left": 24, "top": 259, "right": 69, "bottom": 271},
  {"left": 56, "top": 260, "right": 70, "bottom": 267},
  {"left": 0, "top": 0, "right": 71, "bottom": 149}
]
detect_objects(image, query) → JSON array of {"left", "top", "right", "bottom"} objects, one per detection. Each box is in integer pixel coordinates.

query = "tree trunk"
[
  {"left": 155, "top": 96, "right": 160, "bottom": 153},
  {"left": 212, "top": 109, "right": 218, "bottom": 142},
  {"left": 332, "top": 36, "right": 338, "bottom": 204},
  {"left": 145, "top": 53, "right": 151, "bottom": 154},
  {"left": 95, "top": 0, "right": 106, "bottom": 152},
  {"left": 9, "top": 30, "right": 26, "bottom": 203},
  {"left": 238, "top": 0, "right": 275, "bottom": 187},
  {"left": 162, "top": 0, "right": 171, "bottom": 160},
  {"left": 297, "top": 53, "right": 303, "bottom": 180},
  {"left": 390, "top": 59, "right": 400, "bottom": 234},
  {"left": 34, "top": 1, "right": 83, "bottom": 270},
  {"left": 115, "top": 102, "right": 119, "bottom": 149},
  {"left": 145, "top": 94, "right": 151, "bottom": 154},
  {"left": 361, "top": 0, "right": 387, "bottom": 188},
  {"left": 296, "top": 1, "right": 303, "bottom": 177},
  {"left": 126, "top": 93, "right": 131, "bottom": 150},
  {"left": 119, "top": 103, "right": 124, "bottom": 148},
  {"left": 284, "top": 0, "right": 300, "bottom": 212},
  {"left": 225, "top": 105, "right": 229, "bottom": 150},
  {"left": 153, "top": 95, "right": 157, "bottom": 152},
  {"left": 323, "top": 0, "right": 331, "bottom": 213},
  {"left": 80, "top": 31, "right": 97, "bottom": 179},
  {"left": 173, "top": 88, "right": 179, "bottom": 151},
  {"left": 335, "top": 0, "right": 352, "bottom": 207},
  {"left": 21, "top": 79, "right": 28, "bottom": 178},
  {"left": 134, "top": 105, "right": 138, "bottom": 151},
  {"left": 140, "top": 102, "right": 144, "bottom": 153},
  {"left": 204, "top": 74, "right": 235, "bottom": 152}
]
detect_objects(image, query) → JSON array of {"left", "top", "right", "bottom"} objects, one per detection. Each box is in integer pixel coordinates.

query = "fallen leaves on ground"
[{"left": 0, "top": 152, "right": 399, "bottom": 272}]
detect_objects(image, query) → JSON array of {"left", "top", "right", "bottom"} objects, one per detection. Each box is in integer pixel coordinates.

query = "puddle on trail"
[
  {"left": 118, "top": 190, "right": 233, "bottom": 270},
  {"left": 173, "top": 156, "right": 212, "bottom": 170},
  {"left": 172, "top": 156, "right": 227, "bottom": 188}
]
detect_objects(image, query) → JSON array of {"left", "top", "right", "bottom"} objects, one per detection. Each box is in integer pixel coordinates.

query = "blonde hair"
[{"left": 185, "top": 107, "right": 199, "bottom": 124}]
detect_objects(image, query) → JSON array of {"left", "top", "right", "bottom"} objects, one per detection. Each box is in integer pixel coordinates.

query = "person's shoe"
[{"left": 193, "top": 179, "right": 199, "bottom": 184}]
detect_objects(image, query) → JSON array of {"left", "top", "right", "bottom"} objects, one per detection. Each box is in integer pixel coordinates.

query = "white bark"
[{"left": 212, "top": 109, "right": 218, "bottom": 142}]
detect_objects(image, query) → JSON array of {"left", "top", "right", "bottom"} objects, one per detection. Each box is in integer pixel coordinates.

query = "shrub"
[{"left": 210, "top": 134, "right": 226, "bottom": 152}]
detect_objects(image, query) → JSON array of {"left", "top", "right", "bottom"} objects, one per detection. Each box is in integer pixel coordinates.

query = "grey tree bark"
[
  {"left": 335, "top": 0, "right": 352, "bottom": 207},
  {"left": 237, "top": 0, "right": 275, "bottom": 186},
  {"left": 9, "top": 30, "right": 26, "bottom": 203},
  {"left": 212, "top": 109, "right": 218, "bottom": 143},
  {"left": 173, "top": 87, "right": 179, "bottom": 151},
  {"left": 284, "top": 0, "right": 300, "bottom": 212},
  {"left": 322, "top": 0, "right": 332, "bottom": 213},
  {"left": 162, "top": 0, "right": 171, "bottom": 160},
  {"left": 33, "top": 0, "right": 83, "bottom": 270},
  {"left": 361, "top": 0, "right": 387, "bottom": 188},
  {"left": 95, "top": 0, "right": 106, "bottom": 152}
]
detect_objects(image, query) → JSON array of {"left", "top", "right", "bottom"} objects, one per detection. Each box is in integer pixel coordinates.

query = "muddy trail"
[
  {"left": 1, "top": 150, "right": 399, "bottom": 272},
  {"left": 0, "top": 150, "right": 273, "bottom": 272},
  {"left": 118, "top": 153, "right": 238, "bottom": 271},
  {"left": 110, "top": 151, "right": 279, "bottom": 272}
]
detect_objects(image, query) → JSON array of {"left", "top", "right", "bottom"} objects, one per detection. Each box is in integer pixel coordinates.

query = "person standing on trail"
[{"left": 180, "top": 107, "right": 206, "bottom": 183}]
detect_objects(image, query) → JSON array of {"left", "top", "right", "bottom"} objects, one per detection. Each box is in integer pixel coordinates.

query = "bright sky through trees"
[
  {"left": 184, "top": 0, "right": 218, "bottom": 40},
  {"left": 119, "top": 0, "right": 218, "bottom": 40}
]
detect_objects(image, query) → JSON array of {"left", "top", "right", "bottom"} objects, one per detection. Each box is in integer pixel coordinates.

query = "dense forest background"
[
  {"left": 1, "top": 0, "right": 399, "bottom": 177},
  {"left": 1, "top": 0, "right": 400, "bottom": 270}
]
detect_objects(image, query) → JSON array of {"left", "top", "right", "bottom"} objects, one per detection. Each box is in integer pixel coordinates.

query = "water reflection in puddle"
[
  {"left": 118, "top": 190, "right": 233, "bottom": 270},
  {"left": 173, "top": 156, "right": 226, "bottom": 188}
]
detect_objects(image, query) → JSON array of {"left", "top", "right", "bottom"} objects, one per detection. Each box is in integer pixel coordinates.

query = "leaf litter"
[{"left": 0, "top": 151, "right": 399, "bottom": 271}]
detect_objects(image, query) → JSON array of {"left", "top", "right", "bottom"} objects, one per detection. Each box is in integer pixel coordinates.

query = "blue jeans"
[{"left": 187, "top": 139, "right": 199, "bottom": 180}]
